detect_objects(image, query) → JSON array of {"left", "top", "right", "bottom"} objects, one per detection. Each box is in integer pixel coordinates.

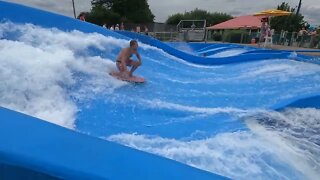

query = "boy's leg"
[
  {"left": 116, "top": 61, "right": 130, "bottom": 78},
  {"left": 128, "top": 59, "right": 141, "bottom": 76}
]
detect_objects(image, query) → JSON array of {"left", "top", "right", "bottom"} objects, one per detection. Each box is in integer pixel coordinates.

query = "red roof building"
[{"left": 207, "top": 15, "right": 262, "bottom": 30}]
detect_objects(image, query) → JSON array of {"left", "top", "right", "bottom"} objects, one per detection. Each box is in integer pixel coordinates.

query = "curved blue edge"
[
  {"left": 1, "top": 1, "right": 319, "bottom": 179},
  {"left": 116, "top": 31, "right": 294, "bottom": 65},
  {"left": 117, "top": 31, "right": 320, "bottom": 65},
  {"left": 271, "top": 93, "right": 320, "bottom": 110},
  {"left": 0, "top": 107, "right": 227, "bottom": 180},
  {"left": 0, "top": 1, "right": 228, "bottom": 179}
]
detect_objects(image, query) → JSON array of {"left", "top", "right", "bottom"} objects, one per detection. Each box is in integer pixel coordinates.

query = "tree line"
[
  {"left": 84, "top": 0, "right": 309, "bottom": 32},
  {"left": 166, "top": 9, "right": 233, "bottom": 26},
  {"left": 270, "top": 2, "right": 306, "bottom": 32},
  {"left": 85, "top": 0, "right": 155, "bottom": 26}
]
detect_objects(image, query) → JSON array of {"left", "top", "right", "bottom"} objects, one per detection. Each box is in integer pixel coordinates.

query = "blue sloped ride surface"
[
  {"left": 0, "top": 107, "right": 227, "bottom": 180},
  {"left": 116, "top": 31, "right": 295, "bottom": 65},
  {"left": 0, "top": 1, "right": 229, "bottom": 179},
  {"left": 1, "top": 1, "right": 320, "bottom": 180}
]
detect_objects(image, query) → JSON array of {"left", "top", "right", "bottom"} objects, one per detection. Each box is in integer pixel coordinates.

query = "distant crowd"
[
  {"left": 258, "top": 17, "right": 319, "bottom": 48},
  {"left": 77, "top": 12, "right": 149, "bottom": 35},
  {"left": 102, "top": 22, "right": 149, "bottom": 34},
  {"left": 296, "top": 26, "right": 319, "bottom": 48}
]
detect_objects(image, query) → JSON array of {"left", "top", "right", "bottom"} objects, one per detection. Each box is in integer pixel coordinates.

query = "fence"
[
  {"left": 106, "top": 21, "right": 320, "bottom": 48},
  {"left": 200, "top": 30, "right": 320, "bottom": 49}
]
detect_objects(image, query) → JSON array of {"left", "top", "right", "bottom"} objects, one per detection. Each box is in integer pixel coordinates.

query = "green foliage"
[
  {"left": 112, "top": 0, "right": 154, "bottom": 23},
  {"left": 166, "top": 8, "right": 232, "bottom": 26},
  {"left": 86, "top": 6, "right": 120, "bottom": 26},
  {"left": 87, "top": 0, "right": 154, "bottom": 26},
  {"left": 166, "top": 13, "right": 184, "bottom": 25},
  {"left": 270, "top": 2, "right": 307, "bottom": 32},
  {"left": 91, "top": 0, "right": 113, "bottom": 9}
]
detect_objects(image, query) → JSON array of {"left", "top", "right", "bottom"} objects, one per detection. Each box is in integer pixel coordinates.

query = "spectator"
[
  {"left": 259, "top": 18, "right": 268, "bottom": 45},
  {"left": 120, "top": 22, "right": 125, "bottom": 30},
  {"left": 110, "top": 25, "right": 115, "bottom": 31},
  {"left": 136, "top": 25, "right": 141, "bottom": 33},
  {"left": 309, "top": 28, "right": 318, "bottom": 48},
  {"left": 77, "top": 12, "right": 86, "bottom": 21},
  {"left": 297, "top": 27, "right": 308, "bottom": 47},
  {"left": 144, "top": 25, "right": 149, "bottom": 35},
  {"left": 102, "top": 22, "right": 107, "bottom": 29},
  {"left": 115, "top": 24, "right": 120, "bottom": 31}
]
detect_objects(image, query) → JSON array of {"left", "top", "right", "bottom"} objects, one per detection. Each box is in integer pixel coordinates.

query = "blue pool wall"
[
  {"left": 116, "top": 31, "right": 293, "bottom": 65},
  {"left": 0, "top": 1, "right": 229, "bottom": 179},
  {"left": 1, "top": 1, "right": 320, "bottom": 179}
]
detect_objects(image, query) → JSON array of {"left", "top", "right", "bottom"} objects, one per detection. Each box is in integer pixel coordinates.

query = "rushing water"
[{"left": 1, "top": 22, "right": 320, "bottom": 179}]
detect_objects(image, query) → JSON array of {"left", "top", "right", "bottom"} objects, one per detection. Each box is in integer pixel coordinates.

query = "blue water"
[{"left": 1, "top": 20, "right": 320, "bottom": 179}]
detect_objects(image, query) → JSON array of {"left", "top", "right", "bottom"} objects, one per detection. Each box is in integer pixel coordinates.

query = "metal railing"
[
  {"left": 139, "top": 29, "right": 319, "bottom": 49},
  {"left": 176, "top": 20, "right": 207, "bottom": 41},
  {"left": 149, "top": 32, "right": 179, "bottom": 41},
  {"left": 205, "top": 30, "right": 320, "bottom": 49},
  {"left": 114, "top": 21, "right": 319, "bottom": 49}
]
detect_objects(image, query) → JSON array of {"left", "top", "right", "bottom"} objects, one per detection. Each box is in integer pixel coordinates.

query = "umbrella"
[
  {"left": 253, "top": 9, "right": 291, "bottom": 30},
  {"left": 253, "top": 9, "right": 291, "bottom": 17}
]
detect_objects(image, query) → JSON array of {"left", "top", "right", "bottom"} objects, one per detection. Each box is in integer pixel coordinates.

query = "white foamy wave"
[
  {"left": 168, "top": 54, "right": 224, "bottom": 69},
  {"left": 197, "top": 47, "right": 226, "bottom": 54},
  {"left": 107, "top": 131, "right": 303, "bottom": 179},
  {"left": 141, "top": 99, "right": 248, "bottom": 115},
  {"left": 0, "top": 22, "right": 128, "bottom": 128},
  {"left": 142, "top": 44, "right": 223, "bottom": 69},
  {"left": 246, "top": 108, "right": 320, "bottom": 180},
  {"left": 169, "top": 43, "right": 194, "bottom": 54},
  {"left": 0, "top": 22, "right": 128, "bottom": 52},
  {"left": 209, "top": 49, "right": 248, "bottom": 58},
  {"left": 239, "top": 60, "right": 320, "bottom": 80}
]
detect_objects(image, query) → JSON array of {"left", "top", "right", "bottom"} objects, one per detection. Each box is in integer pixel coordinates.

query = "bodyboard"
[{"left": 110, "top": 72, "right": 145, "bottom": 83}]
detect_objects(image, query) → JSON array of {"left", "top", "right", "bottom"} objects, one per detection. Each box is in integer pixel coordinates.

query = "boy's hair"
[{"left": 130, "top": 40, "right": 138, "bottom": 47}]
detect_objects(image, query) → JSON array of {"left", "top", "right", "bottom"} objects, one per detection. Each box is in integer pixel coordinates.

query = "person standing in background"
[
  {"left": 136, "top": 25, "right": 141, "bottom": 33},
  {"left": 258, "top": 18, "right": 268, "bottom": 46},
  {"left": 309, "top": 28, "right": 318, "bottom": 48},
  {"left": 120, "top": 22, "right": 125, "bottom": 30},
  {"left": 115, "top": 24, "right": 120, "bottom": 31},
  {"left": 102, "top": 22, "right": 107, "bottom": 29},
  {"left": 297, "top": 27, "right": 308, "bottom": 47},
  {"left": 77, "top": 12, "right": 86, "bottom": 21},
  {"left": 144, "top": 25, "right": 149, "bottom": 35}
]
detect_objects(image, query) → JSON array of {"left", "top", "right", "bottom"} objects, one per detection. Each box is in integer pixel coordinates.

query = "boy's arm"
[{"left": 136, "top": 52, "right": 142, "bottom": 62}]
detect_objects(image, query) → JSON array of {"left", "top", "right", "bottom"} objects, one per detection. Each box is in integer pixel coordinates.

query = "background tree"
[
  {"left": 91, "top": 0, "right": 113, "bottom": 9},
  {"left": 270, "top": 2, "right": 306, "bottom": 32},
  {"left": 85, "top": 5, "right": 120, "bottom": 26},
  {"left": 166, "top": 9, "right": 232, "bottom": 26},
  {"left": 112, "top": 0, "right": 154, "bottom": 23},
  {"left": 86, "top": 0, "right": 154, "bottom": 26}
]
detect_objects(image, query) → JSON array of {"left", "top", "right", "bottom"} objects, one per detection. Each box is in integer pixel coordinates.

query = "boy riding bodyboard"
[{"left": 110, "top": 40, "right": 145, "bottom": 83}]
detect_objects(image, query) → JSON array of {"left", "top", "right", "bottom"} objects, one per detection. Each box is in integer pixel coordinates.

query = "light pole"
[
  {"left": 296, "top": 0, "right": 302, "bottom": 15},
  {"left": 72, "top": 0, "right": 76, "bottom": 18}
]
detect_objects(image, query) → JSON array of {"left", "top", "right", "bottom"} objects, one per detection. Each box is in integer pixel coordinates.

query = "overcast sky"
[{"left": 4, "top": 0, "right": 320, "bottom": 25}]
